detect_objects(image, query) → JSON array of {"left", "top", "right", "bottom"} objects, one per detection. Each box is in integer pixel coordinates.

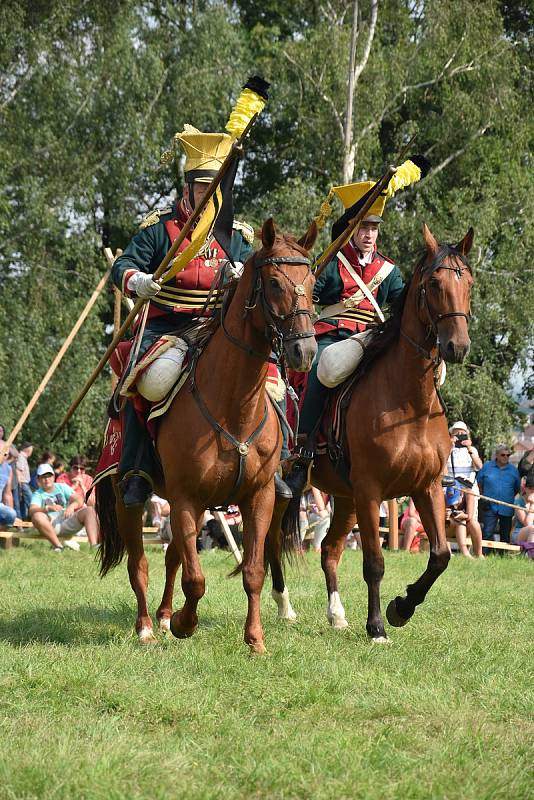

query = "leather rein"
[{"left": 190, "top": 250, "right": 313, "bottom": 505}]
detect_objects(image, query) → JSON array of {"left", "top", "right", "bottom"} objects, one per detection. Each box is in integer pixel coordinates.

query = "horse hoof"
[
  {"left": 386, "top": 599, "right": 410, "bottom": 628},
  {"left": 328, "top": 615, "right": 349, "bottom": 630},
  {"left": 370, "top": 634, "right": 390, "bottom": 644},
  {"left": 158, "top": 616, "right": 171, "bottom": 632},
  {"left": 137, "top": 626, "right": 157, "bottom": 644},
  {"left": 170, "top": 611, "right": 197, "bottom": 639},
  {"left": 248, "top": 641, "right": 267, "bottom": 656}
]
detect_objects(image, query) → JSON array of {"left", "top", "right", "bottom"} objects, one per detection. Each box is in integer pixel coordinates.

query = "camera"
[{"left": 454, "top": 433, "right": 468, "bottom": 447}]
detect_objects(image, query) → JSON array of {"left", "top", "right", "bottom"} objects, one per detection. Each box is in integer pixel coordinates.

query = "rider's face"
[
  {"left": 182, "top": 181, "right": 210, "bottom": 212},
  {"left": 352, "top": 221, "right": 379, "bottom": 255}
]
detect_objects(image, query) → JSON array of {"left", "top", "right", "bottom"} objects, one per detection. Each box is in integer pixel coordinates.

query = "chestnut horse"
[
  {"left": 96, "top": 219, "right": 317, "bottom": 653},
  {"left": 269, "top": 223, "right": 474, "bottom": 641}
]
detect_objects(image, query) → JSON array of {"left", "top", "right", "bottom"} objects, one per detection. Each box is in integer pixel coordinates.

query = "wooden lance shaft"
[
  {"left": 460, "top": 486, "right": 527, "bottom": 514},
  {"left": 1, "top": 262, "right": 114, "bottom": 457},
  {"left": 53, "top": 115, "right": 258, "bottom": 441},
  {"left": 313, "top": 165, "right": 396, "bottom": 279}
]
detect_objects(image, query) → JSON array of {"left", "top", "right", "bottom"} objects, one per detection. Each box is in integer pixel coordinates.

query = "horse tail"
[
  {"left": 95, "top": 476, "right": 125, "bottom": 577},
  {"left": 280, "top": 494, "right": 302, "bottom": 559}
]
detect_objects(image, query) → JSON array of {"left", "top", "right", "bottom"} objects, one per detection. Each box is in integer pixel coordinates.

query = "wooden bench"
[{"left": 0, "top": 520, "right": 165, "bottom": 549}]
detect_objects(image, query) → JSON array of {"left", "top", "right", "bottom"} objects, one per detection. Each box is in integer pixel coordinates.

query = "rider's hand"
[
  {"left": 223, "top": 261, "right": 244, "bottom": 281},
  {"left": 127, "top": 271, "right": 161, "bottom": 299}
]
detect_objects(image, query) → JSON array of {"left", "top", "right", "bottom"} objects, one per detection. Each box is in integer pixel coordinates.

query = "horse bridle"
[
  {"left": 222, "top": 252, "right": 314, "bottom": 362},
  {"left": 408, "top": 246, "right": 472, "bottom": 353},
  {"left": 191, "top": 250, "right": 314, "bottom": 505}
]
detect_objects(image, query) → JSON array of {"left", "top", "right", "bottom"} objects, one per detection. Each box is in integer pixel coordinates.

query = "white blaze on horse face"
[{"left": 327, "top": 591, "right": 349, "bottom": 629}]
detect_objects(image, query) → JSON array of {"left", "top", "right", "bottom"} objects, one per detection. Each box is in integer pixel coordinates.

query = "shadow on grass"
[{"left": 0, "top": 603, "right": 224, "bottom": 646}]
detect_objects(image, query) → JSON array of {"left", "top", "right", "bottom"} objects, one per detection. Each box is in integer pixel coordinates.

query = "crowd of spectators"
[
  {"left": 0, "top": 427, "right": 100, "bottom": 551},
  {"left": 1, "top": 419, "right": 533, "bottom": 560}
]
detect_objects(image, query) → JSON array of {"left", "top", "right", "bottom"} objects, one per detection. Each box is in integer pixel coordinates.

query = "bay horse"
[
  {"left": 268, "top": 223, "right": 474, "bottom": 641},
  {"left": 96, "top": 219, "right": 317, "bottom": 654}
]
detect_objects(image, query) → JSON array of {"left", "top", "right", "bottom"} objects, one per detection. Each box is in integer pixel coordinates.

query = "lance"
[
  {"left": 312, "top": 167, "right": 396, "bottom": 278},
  {"left": 313, "top": 135, "right": 420, "bottom": 278},
  {"left": 53, "top": 80, "right": 268, "bottom": 440},
  {"left": 0, "top": 261, "right": 116, "bottom": 458}
]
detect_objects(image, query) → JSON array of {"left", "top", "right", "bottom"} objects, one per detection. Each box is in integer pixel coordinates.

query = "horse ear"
[
  {"left": 422, "top": 222, "right": 439, "bottom": 257},
  {"left": 457, "top": 227, "right": 474, "bottom": 256},
  {"left": 261, "top": 218, "right": 277, "bottom": 249},
  {"left": 297, "top": 220, "right": 318, "bottom": 252}
]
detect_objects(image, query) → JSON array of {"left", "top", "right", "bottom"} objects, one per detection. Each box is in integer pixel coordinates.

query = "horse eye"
[
  {"left": 428, "top": 278, "right": 440, "bottom": 290},
  {"left": 270, "top": 277, "right": 282, "bottom": 291}
]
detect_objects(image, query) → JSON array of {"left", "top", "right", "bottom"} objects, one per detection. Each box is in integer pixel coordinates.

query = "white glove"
[
  {"left": 223, "top": 261, "right": 244, "bottom": 281},
  {"left": 127, "top": 271, "right": 161, "bottom": 298}
]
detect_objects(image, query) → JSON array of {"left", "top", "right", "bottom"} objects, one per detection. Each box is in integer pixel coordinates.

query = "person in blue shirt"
[
  {"left": 477, "top": 444, "right": 521, "bottom": 545},
  {"left": 29, "top": 463, "right": 99, "bottom": 551}
]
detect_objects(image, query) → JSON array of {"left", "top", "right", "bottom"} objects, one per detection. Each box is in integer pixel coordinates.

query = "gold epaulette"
[
  {"left": 233, "top": 219, "right": 255, "bottom": 245},
  {"left": 139, "top": 207, "right": 172, "bottom": 230}
]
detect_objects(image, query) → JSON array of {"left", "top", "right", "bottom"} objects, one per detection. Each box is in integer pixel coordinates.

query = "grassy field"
[{"left": 0, "top": 543, "right": 532, "bottom": 800}]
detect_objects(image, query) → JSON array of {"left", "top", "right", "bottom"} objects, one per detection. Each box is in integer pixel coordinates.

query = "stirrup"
[
  {"left": 119, "top": 475, "right": 153, "bottom": 508},
  {"left": 284, "top": 447, "right": 314, "bottom": 497}
]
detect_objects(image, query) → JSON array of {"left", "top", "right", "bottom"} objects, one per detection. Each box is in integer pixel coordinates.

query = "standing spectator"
[
  {"left": 5, "top": 444, "right": 21, "bottom": 519},
  {"left": 446, "top": 421, "right": 484, "bottom": 557},
  {"left": 15, "top": 442, "right": 33, "bottom": 520},
  {"left": 518, "top": 448, "right": 534, "bottom": 484},
  {"left": 56, "top": 455, "right": 94, "bottom": 507},
  {"left": 477, "top": 444, "right": 521, "bottom": 546},
  {"left": 29, "top": 463, "right": 99, "bottom": 550},
  {"left": 0, "top": 448, "right": 17, "bottom": 530}
]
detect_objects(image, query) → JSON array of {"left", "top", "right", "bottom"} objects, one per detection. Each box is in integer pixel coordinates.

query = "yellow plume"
[
  {"left": 386, "top": 159, "right": 422, "bottom": 198},
  {"left": 313, "top": 189, "right": 335, "bottom": 230},
  {"left": 225, "top": 88, "right": 266, "bottom": 140}
]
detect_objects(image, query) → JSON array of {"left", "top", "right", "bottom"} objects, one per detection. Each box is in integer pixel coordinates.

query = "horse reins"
[{"left": 191, "top": 250, "right": 313, "bottom": 504}]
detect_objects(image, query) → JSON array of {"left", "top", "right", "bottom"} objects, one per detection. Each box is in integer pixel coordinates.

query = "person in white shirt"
[{"left": 446, "top": 421, "right": 484, "bottom": 557}]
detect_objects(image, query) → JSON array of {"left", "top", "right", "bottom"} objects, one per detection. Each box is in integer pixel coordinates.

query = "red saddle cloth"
[
  {"left": 286, "top": 369, "right": 352, "bottom": 453},
  {"left": 92, "top": 337, "right": 190, "bottom": 486}
]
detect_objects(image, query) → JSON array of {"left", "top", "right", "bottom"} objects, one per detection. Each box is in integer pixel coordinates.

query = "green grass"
[{"left": 0, "top": 543, "right": 532, "bottom": 800}]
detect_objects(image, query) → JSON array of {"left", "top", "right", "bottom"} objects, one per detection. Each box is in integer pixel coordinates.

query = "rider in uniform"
[
  {"left": 112, "top": 126, "right": 254, "bottom": 507},
  {"left": 299, "top": 180, "right": 404, "bottom": 435}
]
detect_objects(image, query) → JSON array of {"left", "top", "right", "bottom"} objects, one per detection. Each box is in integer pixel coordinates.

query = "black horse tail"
[
  {"left": 280, "top": 494, "right": 302, "bottom": 559},
  {"left": 95, "top": 476, "right": 125, "bottom": 577}
]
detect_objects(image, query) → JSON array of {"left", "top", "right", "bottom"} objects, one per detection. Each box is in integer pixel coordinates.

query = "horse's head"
[
  {"left": 247, "top": 218, "right": 318, "bottom": 371},
  {"left": 417, "top": 223, "right": 474, "bottom": 363}
]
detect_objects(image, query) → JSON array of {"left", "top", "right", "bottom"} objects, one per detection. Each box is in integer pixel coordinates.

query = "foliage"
[
  {"left": 0, "top": 547, "right": 533, "bottom": 799},
  {"left": 0, "top": 0, "right": 532, "bottom": 459}
]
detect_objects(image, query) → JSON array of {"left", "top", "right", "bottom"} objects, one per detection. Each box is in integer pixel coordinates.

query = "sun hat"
[
  {"left": 36, "top": 463, "right": 55, "bottom": 477},
  {"left": 449, "top": 421, "right": 468, "bottom": 433}
]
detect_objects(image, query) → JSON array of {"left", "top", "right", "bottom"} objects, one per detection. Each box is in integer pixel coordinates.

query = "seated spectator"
[
  {"left": 29, "top": 463, "right": 99, "bottom": 550},
  {"left": 400, "top": 498, "right": 427, "bottom": 552},
  {"left": 0, "top": 447, "right": 17, "bottom": 530},
  {"left": 444, "top": 479, "right": 484, "bottom": 558},
  {"left": 477, "top": 444, "right": 520, "bottom": 547},
  {"left": 15, "top": 442, "right": 33, "bottom": 520},
  {"left": 53, "top": 457, "right": 66, "bottom": 479},
  {"left": 511, "top": 479, "right": 534, "bottom": 546},
  {"left": 30, "top": 450, "right": 56, "bottom": 489},
  {"left": 56, "top": 455, "right": 94, "bottom": 507},
  {"left": 224, "top": 505, "right": 243, "bottom": 549},
  {"left": 302, "top": 487, "right": 330, "bottom": 551},
  {"left": 150, "top": 494, "right": 172, "bottom": 550}
]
